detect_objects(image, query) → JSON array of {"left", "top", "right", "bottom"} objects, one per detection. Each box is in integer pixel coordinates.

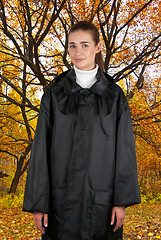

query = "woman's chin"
[{"left": 74, "top": 63, "right": 94, "bottom": 71}]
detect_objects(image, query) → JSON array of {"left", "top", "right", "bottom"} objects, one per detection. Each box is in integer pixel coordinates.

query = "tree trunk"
[
  {"left": 8, "top": 172, "right": 21, "bottom": 194},
  {"left": 8, "top": 144, "right": 32, "bottom": 194}
]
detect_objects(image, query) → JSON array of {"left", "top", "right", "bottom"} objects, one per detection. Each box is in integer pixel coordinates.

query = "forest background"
[{"left": 0, "top": 0, "right": 160, "bottom": 239}]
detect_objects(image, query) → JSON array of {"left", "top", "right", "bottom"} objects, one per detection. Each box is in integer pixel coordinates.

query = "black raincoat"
[{"left": 22, "top": 67, "right": 141, "bottom": 240}]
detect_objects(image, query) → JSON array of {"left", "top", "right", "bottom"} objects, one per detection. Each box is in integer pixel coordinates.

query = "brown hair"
[{"left": 69, "top": 21, "right": 105, "bottom": 72}]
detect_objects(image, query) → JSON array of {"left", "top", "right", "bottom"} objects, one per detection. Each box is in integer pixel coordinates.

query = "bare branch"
[
  {"left": 0, "top": 73, "right": 39, "bottom": 111},
  {"left": 0, "top": 149, "right": 18, "bottom": 160},
  {"left": 36, "top": 0, "right": 67, "bottom": 46},
  {"left": 117, "top": 0, "right": 154, "bottom": 34}
]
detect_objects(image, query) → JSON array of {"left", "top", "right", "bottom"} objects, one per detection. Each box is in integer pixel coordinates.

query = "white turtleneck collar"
[{"left": 73, "top": 64, "right": 99, "bottom": 89}]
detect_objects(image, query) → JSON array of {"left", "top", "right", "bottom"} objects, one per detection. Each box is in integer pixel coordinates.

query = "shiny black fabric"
[{"left": 22, "top": 67, "right": 141, "bottom": 240}]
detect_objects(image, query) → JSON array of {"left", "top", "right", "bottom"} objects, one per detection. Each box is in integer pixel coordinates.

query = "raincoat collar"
[{"left": 56, "top": 67, "right": 114, "bottom": 97}]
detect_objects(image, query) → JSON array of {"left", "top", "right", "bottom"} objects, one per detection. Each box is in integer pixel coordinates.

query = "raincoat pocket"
[{"left": 90, "top": 189, "right": 113, "bottom": 239}]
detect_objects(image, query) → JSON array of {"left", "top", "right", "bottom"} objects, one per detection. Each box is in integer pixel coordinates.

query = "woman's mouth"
[{"left": 75, "top": 59, "right": 84, "bottom": 62}]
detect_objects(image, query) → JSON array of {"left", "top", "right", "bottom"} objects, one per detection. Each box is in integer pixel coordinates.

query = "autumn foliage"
[{"left": 0, "top": 0, "right": 161, "bottom": 238}]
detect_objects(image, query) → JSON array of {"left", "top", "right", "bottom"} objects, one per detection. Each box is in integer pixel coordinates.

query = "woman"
[{"left": 22, "top": 21, "right": 141, "bottom": 240}]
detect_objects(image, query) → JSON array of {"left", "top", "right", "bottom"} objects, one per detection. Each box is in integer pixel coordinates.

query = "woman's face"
[{"left": 68, "top": 30, "right": 101, "bottom": 71}]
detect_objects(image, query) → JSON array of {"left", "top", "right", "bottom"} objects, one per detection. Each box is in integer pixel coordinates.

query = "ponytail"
[{"left": 95, "top": 51, "right": 105, "bottom": 72}]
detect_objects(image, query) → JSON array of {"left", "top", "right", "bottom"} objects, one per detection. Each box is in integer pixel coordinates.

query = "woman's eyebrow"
[
  {"left": 69, "top": 41, "right": 90, "bottom": 44},
  {"left": 80, "top": 41, "right": 90, "bottom": 44}
]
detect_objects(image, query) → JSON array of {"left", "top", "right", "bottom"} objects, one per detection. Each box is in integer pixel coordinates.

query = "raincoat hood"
[{"left": 56, "top": 67, "right": 113, "bottom": 96}]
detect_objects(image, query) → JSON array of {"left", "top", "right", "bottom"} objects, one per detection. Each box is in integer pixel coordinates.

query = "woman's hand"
[
  {"left": 34, "top": 212, "right": 48, "bottom": 234},
  {"left": 111, "top": 206, "right": 126, "bottom": 232}
]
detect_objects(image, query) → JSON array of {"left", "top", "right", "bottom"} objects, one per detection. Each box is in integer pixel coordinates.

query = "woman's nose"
[{"left": 75, "top": 47, "right": 82, "bottom": 56}]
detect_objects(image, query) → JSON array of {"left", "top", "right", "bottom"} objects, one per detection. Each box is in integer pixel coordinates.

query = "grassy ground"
[{"left": 0, "top": 203, "right": 161, "bottom": 239}]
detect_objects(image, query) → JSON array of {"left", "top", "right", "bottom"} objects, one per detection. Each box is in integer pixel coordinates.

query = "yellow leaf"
[{"left": 148, "top": 233, "right": 153, "bottom": 236}]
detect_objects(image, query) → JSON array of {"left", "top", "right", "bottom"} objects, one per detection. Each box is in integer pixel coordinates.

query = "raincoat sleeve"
[
  {"left": 113, "top": 88, "right": 141, "bottom": 208},
  {"left": 22, "top": 88, "right": 52, "bottom": 214}
]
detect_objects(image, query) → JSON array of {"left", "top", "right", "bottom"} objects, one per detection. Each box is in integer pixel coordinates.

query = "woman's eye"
[
  {"left": 82, "top": 44, "right": 88, "bottom": 48},
  {"left": 69, "top": 45, "right": 75, "bottom": 48}
]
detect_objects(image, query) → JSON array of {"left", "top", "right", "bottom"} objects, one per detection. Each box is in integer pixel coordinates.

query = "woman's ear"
[{"left": 96, "top": 42, "right": 101, "bottom": 53}]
